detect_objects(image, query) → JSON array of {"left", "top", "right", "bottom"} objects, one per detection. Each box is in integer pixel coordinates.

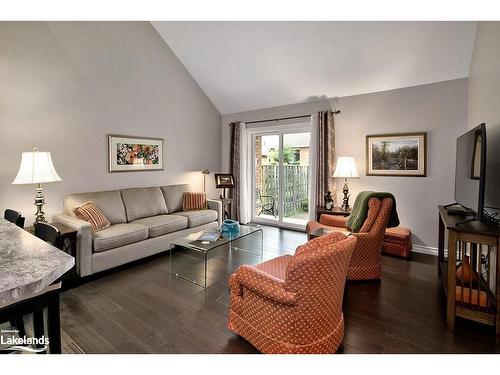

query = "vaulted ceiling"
[{"left": 152, "top": 21, "right": 477, "bottom": 114}]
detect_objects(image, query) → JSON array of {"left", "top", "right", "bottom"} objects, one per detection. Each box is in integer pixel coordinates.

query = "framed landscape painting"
[
  {"left": 366, "top": 132, "right": 427, "bottom": 177},
  {"left": 108, "top": 134, "right": 164, "bottom": 172}
]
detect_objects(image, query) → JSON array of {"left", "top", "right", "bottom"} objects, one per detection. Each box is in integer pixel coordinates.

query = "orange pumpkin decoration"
[{"left": 456, "top": 255, "right": 478, "bottom": 285}]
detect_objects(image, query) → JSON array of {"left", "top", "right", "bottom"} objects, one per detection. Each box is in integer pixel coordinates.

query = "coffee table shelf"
[{"left": 170, "top": 226, "right": 263, "bottom": 288}]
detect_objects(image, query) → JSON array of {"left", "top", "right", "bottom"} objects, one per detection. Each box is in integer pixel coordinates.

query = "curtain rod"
[{"left": 230, "top": 110, "right": 341, "bottom": 126}]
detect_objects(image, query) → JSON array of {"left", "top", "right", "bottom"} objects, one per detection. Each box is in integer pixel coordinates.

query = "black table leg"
[
  {"left": 33, "top": 309, "right": 46, "bottom": 353},
  {"left": 47, "top": 293, "right": 61, "bottom": 354},
  {"left": 13, "top": 316, "right": 26, "bottom": 338}
]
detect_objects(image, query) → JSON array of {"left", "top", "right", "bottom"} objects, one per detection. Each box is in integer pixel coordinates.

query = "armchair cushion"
[{"left": 254, "top": 254, "right": 292, "bottom": 280}]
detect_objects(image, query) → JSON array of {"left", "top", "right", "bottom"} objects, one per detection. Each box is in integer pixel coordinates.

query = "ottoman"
[{"left": 382, "top": 227, "right": 412, "bottom": 258}]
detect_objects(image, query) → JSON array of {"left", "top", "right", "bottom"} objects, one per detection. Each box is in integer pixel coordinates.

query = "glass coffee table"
[{"left": 170, "top": 226, "right": 263, "bottom": 288}]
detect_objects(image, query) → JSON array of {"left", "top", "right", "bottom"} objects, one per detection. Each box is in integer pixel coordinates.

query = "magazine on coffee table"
[{"left": 198, "top": 232, "right": 220, "bottom": 242}]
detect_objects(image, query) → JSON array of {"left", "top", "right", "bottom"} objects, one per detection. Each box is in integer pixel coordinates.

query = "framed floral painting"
[{"left": 108, "top": 134, "right": 164, "bottom": 172}]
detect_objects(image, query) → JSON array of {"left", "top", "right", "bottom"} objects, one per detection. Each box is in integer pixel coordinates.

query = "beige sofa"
[{"left": 53, "top": 184, "right": 221, "bottom": 277}]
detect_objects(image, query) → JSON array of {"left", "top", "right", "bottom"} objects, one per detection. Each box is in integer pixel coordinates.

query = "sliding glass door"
[{"left": 252, "top": 128, "right": 311, "bottom": 229}]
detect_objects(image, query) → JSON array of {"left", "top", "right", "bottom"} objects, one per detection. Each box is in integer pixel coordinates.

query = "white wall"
[
  {"left": 468, "top": 22, "right": 500, "bottom": 216},
  {"left": 0, "top": 22, "right": 221, "bottom": 225},
  {"left": 221, "top": 79, "right": 468, "bottom": 249}
]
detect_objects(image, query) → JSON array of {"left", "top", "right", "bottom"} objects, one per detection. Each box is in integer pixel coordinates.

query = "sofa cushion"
[
  {"left": 175, "top": 209, "right": 217, "bottom": 227},
  {"left": 132, "top": 214, "right": 188, "bottom": 238},
  {"left": 93, "top": 223, "right": 149, "bottom": 252},
  {"left": 161, "top": 184, "right": 190, "bottom": 213},
  {"left": 120, "top": 187, "right": 168, "bottom": 222},
  {"left": 64, "top": 190, "right": 127, "bottom": 224}
]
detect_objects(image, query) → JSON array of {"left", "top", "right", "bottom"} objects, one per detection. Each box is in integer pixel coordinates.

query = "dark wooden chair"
[
  {"left": 4, "top": 209, "right": 25, "bottom": 228},
  {"left": 34, "top": 222, "right": 59, "bottom": 246}
]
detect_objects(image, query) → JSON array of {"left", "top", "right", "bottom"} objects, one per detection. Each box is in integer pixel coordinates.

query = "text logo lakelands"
[{"left": 1, "top": 330, "right": 49, "bottom": 353}]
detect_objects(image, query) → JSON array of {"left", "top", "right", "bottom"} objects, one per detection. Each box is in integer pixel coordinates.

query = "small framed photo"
[
  {"left": 214, "top": 173, "right": 235, "bottom": 188},
  {"left": 366, "top": 132, "right": 427, "bottom": 177},
  {"left": 108, "top": 134, "right": 164, "bottom": 172}
]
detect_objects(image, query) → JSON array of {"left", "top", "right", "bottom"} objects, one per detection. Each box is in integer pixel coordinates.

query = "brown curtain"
[
  {"left": 316, "top": 111, "right": 336, "bottom": 207},
  {"left": 229, "top": 122, "right": 241, "bottom": 221}
]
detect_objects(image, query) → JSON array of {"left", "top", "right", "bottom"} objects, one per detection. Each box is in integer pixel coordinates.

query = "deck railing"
[{"left": 260, "top": 165, "right": 309, "bottom": 217}]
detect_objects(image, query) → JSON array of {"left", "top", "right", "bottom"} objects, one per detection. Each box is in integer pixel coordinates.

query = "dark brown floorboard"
[{"left": 58, "top": 225, "right": 500, "bottom": 354}]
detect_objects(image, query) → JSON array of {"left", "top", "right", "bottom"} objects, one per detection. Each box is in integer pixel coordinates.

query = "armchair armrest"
[
  {"left": 319, "top": 214, "right": 348, "bottom": 228},
  {"left": 207, "top": 199, "right": 223, "bottom": 227},
  {"left": 235, "top": 265, "right": 297, "bottom": 306},
  {"left": 52, "top": 213, "right": 92, "bottom": 277}
]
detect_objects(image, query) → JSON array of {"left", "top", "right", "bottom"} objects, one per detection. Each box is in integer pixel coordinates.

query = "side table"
[{"left": 216, "top": 198, "right": 234, "bottom": 220}]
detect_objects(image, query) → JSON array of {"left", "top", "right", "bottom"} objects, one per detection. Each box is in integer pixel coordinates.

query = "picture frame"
[
  {"left": 214, "top": 173, "right": 235, "bottom": 188},
  {"left": 366, "top": 132, "right": 427, "bottom": 177},
  {"left": 108, "top": 134, "right": 164, "bottom": 173}
]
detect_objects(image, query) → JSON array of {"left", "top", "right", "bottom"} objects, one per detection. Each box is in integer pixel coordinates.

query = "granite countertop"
[{"left": 0, "top": 219, "right": 75, "bottom": 308}]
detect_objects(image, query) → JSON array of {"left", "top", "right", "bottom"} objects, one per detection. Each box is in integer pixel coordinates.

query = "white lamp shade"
[
  {"left": 332, "top": 156, "right": 359, "bottom": 178},
  {"left": 12, "top": 151, "right": 62, "bottom": 184}
]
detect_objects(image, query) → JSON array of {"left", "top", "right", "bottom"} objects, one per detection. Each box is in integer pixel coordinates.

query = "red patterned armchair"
[
  {"left": 227, "top": 232, "right": 357, "bottom": 354},
  {"left": 306, "top": 197, "right": 393, "bottom": 281}
]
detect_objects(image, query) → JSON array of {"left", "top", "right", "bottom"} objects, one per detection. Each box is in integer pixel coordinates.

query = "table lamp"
[
  {"left": 12, "top": 147, "right": 62, "bottom": 223},
  {"left": 201, "top": 169, "right": 210, "bottom": 192},
  {"left": 332, "top": 156, "right": 359, "bottom": 211}
]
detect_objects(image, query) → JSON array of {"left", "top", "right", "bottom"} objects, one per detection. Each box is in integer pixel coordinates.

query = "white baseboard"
[{"left": 412, "top": 245, "right": 447, "bottom": 257}]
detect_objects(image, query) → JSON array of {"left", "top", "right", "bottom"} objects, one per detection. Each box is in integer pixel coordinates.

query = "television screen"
[{"left": 454, "top": 124, "right": 486, "bottom": 219}]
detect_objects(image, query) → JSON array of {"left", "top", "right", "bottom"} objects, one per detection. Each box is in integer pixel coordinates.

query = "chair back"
[
  {"left": 4, "top": 209, "right": 25, "bottom": 228},
  {"left": 358, "top": 197, "right": 393, "bottom": 234},
  {"left": 34, "top": 222, "right": 59, "bottom": 246},
  {"left": 284, "top": 232, "right": 357, "bottom": 342},
  {"left": 370, "top": 198, "right": 393, "bottom": 234}
]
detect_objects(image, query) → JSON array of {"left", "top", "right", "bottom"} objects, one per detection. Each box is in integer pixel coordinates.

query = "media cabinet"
[{"left": 438, "top": 205, "right": 500, "bottom": 343}]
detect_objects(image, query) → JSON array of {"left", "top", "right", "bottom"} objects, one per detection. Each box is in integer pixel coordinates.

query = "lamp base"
[
  {"left": 341, "top": 179, "right": 350, "bottom": 211},
  {"left": 34, "top": 183, "right": 47, "bottom": 223}
]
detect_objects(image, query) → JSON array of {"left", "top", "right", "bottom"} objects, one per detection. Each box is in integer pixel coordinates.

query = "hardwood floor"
[{"left": 58, "top": 225, "right": 500, "bottom": 354}]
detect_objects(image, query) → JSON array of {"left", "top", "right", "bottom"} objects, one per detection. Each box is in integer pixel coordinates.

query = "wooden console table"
[{"left": 437, "top": 205, "right": 500, "bottom": 343}]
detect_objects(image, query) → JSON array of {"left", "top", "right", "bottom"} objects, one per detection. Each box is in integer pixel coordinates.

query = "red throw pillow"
[{"left": 183, "top": 192, "right": 207, "bottom": 211}]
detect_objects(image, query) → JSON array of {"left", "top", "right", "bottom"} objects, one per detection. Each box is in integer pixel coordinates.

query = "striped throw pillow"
[
  {"left": 183, "top": 192, "right": 207, "bottom": 211},
  {"left": 73, "top": 201, "right": 110, "bottom": 232}
]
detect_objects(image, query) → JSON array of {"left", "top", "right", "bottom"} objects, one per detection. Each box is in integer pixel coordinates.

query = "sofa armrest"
[
  {"left": 235, "top": 265, "right": 297, "bottom": 306},
  {"left": 52, "top": 213, "right": 93, "bottom": 277},
  {"left": 207, "top": 199, "right": 223, "bottom": 227}
]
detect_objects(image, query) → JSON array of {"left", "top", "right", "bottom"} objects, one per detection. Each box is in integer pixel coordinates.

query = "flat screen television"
[{"left": 454, "top": 123, "right": 487, "bottom": 221}]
